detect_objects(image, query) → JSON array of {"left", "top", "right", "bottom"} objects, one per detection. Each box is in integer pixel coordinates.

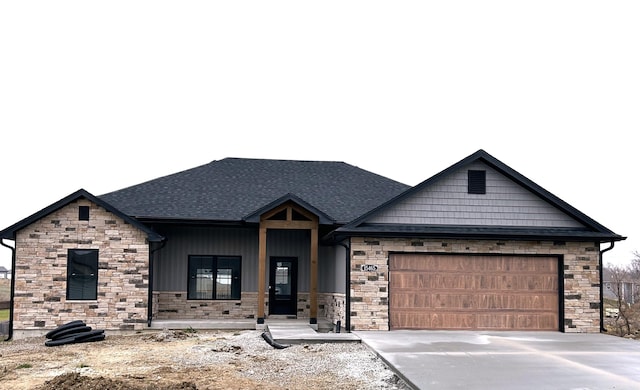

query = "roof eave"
[{"left": 329, "top": 226, "right": 626, "bottom": 244}]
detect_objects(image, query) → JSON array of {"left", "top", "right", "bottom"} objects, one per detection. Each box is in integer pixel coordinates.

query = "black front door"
[{"left": 269, "top": 257, "right": 297, "bottom": 315}]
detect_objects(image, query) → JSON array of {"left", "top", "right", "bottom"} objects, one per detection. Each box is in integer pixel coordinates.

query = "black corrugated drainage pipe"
[
  {"left": 337, "top": 240, "right": 351, "bottom": 333},
  {"left": 1, "top": 239, "right": 16, "bottom": 341},
  {"left": 599, "top": 241, "right": 615, "bottom": 333},
  {"left": 147, "top": 239, "right": 167, "bottom": 327}
]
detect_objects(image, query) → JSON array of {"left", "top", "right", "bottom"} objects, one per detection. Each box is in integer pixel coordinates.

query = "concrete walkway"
[
  {"left": 356, "top": 330, "right": 640, "bottom": 390},
  {"left": 266, "top": 323, "right": 360, "bottom": 344}
]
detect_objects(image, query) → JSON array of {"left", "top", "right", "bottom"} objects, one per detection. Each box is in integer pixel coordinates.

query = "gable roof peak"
[
  {"left": 334, "top": 149, "right": 625, "bottom": 242},
  {"left": 0, "top": 188, "right": 164, "bottom": 242}
]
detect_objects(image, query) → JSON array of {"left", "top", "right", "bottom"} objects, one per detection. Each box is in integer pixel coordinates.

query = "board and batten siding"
[
  {"left": 368, "top": 161, "right": 583, "bottom": 227},
  {"left": 152, "top": 225, "right": 259, "bottom": 292},
  {"left": 152, "top": 226, "right": 339, "bottom": 294}
]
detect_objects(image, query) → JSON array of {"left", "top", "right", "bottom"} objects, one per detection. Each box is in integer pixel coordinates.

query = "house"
[
  {"left": 0, "top": 150, "right": 625, "bottom": 338},
  {"left": 603, "top": 268, "right": 638, "bottom": 304},
  {"left": 0, "top": 266, "right": 9, "bottom": 279}
]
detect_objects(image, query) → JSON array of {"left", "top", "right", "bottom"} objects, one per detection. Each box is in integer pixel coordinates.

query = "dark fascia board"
[
  {"left": 338, "top": 149, "right": 623, "bottom": 237},
  {"left": 243, "top": 193, "right": 335, "bottom": 224},
  {"left": 0, "top": 189, "right": 164, "bottom": 242},
  {"left": 330, "top": 224, "right": 625, "bottom": 243}
]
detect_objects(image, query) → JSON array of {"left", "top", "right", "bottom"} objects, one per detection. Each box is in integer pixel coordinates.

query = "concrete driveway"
[{"left": 355, "top": 330, "right": 640, "bottom": 390}]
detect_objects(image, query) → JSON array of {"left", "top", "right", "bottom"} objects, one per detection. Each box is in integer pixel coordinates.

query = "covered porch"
[{"left": 149, "top": 197, "right": 347, "bottom": 329}]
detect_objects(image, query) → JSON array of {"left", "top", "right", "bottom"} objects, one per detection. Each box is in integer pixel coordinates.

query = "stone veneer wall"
[
  {"left": 155, "top": 292, "right": 258, "bottom": 319},
  {"left": 319, "top": 293, "right": 346, "bottom": 328},
  {"left": 350, "top": 237, "right": 601, "bottom": 333},
  {"left": 155, "top": 292, "right": 315, "bottom": 320},
  {"left": 154, "top": 291, "right": 346, "bottom": 325},
  {"left": 13, "top": 199, "right": 150, "bottom": 335}
]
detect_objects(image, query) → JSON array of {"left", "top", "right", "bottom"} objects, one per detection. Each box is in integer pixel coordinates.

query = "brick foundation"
[
  {"left": 154, "top": 291, "right": 345, "bottom": 325},
  {"left": 155, "top": 292, "right": 258, "bottom": 320}
]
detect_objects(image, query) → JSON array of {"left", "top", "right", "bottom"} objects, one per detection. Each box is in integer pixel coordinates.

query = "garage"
[{"left": 389, "top": 254, "right": 560, "bottom": 330}]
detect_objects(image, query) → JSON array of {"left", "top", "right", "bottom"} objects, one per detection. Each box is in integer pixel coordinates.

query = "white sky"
[{"left": 1, "top": 1, "right": 638, "bottom": 271}]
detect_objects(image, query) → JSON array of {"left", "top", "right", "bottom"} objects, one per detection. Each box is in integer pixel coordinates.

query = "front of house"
[{"left": 0, "top": 150, "right": 625, "bottom": 338}]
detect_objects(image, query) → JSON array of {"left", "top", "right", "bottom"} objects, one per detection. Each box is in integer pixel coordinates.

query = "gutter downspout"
[
  {"left": 147, "top": 239, "right": 167, "bottom": 327},
  {"left": 337, "top": 240, "right": 351, "bottom": 333},
  {"left": 1, "top": 239, "right": 16, "bottom": 341},
  {"left": 599, "top": 241, "right": 615, "bottom": 333}
]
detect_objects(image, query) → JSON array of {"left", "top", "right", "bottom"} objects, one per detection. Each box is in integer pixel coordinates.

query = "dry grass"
[
  {"left": 0, "top": 278, "right": 9, "bottom": 302},
  {"left": 1, "top": 279, "right": 9, "bottom": 324}
]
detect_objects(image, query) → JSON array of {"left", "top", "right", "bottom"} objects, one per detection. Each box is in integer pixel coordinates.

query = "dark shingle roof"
[{"left": 99, "top": 158, "right": 410, "bottom": 224}]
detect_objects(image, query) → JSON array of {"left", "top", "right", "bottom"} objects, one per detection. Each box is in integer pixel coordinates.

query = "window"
[
  {"left": 79, "top": 206, "right": 90, "bottom": 221},
  {"left": 67, "top": 249, "right": 98, "bottom": 300},
  {"left": 188, "top": 255, "right": 241, "bottom": 300},
  {"left": 468, "top": 170, "right": 486, "bottom": 194}
]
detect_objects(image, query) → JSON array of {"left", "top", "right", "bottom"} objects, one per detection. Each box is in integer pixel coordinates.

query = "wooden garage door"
[{"left": 389, "top": 254, "right": 559, "bottom": 330}]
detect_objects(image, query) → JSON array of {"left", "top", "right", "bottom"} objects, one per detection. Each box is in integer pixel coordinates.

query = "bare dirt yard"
[{"left": 0, "top": 328, "right": 410, "bottom": 390}]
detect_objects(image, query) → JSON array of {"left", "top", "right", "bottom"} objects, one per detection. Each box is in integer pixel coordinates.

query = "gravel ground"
[{"left": 0, "top": 329, "right": 411, "bottom": 389}]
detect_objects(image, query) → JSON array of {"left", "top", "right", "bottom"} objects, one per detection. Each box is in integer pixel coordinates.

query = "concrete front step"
[
  {"left": 148, "top": 319, "right": 360, "bottom": 344},
  {"left": 266, "top": 324, "right": 361, "bottom": 344}
]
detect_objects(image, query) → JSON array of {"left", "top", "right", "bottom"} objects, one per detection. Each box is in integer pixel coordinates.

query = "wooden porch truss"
[{"left": 257, "top": 201, "right": 319, "bottom": 324}]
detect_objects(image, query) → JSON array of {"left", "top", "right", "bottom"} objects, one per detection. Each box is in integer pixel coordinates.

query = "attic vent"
[
  {"left": 79, "top": 206, "right": 90, "bottom": 221},
  {"left": 468, "top": 170, "right": 486, "bottom": 194}
]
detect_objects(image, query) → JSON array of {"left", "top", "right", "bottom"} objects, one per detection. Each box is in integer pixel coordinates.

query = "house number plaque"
[{"left": 360, "top": 264, "right": 378, "bottom": 272}]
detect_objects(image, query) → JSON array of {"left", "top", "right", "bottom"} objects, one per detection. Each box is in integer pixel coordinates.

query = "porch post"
[
  {"left": 310, "top": 225, "right": 318, "bottom": 324},
  {"left": 257, "top": 225, "right": 267, "bottom": 324}
]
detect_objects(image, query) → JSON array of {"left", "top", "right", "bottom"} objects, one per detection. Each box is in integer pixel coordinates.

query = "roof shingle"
[{"left": 99, "top": 158, "right": 410, "bottom": 224}]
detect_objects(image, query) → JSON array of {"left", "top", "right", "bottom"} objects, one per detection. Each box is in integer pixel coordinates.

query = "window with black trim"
[
  {"left": 67, "top": 249, "right": 98, "bottom": 300},
  {"left": 79, "top": 206, "right": 90, "bottom": 221},
  {"left": 468, "top": 170, "right": 486, "bottom": 194},
  {"left": 188, "top": 255, "right": 241, "bottom": 300}
]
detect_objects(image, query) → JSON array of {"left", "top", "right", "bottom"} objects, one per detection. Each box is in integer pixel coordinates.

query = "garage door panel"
[
  {"left": 391, "top": 311, "right": 477, "bottom": 330},
  {"left": 476, "top": 313, "right": 559, "bottom": 330},
  {"left": 389, "top": 254, "right": 560, "bottom": 330},
  {"left": 391, "top": 255, "right": 558, "bottom": 273},
  {"left": 475, "top": 294, "right": 558, "bottom": 310},
  {"left": 478, "top": 274, "right": 558, "bottom": 291},
  {"left": 424, "top": 293, "right": 476, "bottom": 309},
  {"left": 390, "top": 292, "right": 432, "bottom": 308},
  {"left": 392, "top": 292, "right": 558, "bottom": 311},
  {"left": 391, "top": 273, "right": 480, "bottom": 290},
  {"left": 392, "top": 255, "right": 475, "bottom": 272},
  {"left": 392, "top": 273, "right": 559, "bottom": 291}
]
